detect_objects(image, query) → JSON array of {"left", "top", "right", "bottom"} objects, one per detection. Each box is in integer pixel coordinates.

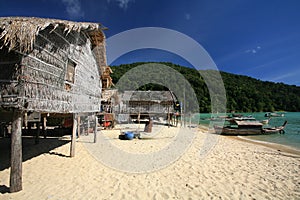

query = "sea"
[{"left": 196, "top": 112, "right": 300, "bottom": 150}]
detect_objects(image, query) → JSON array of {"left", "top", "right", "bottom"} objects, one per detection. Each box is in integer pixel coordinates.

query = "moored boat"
[
  {"left": 265, "top": 112, "right": 284, "bottom": 117},
  {"left": 261, "top": 121, "right": 288, "bottom": 134},
  {"left": 260, "top": 117, "right": 271, "bottom": 124},
  {"left": 214, "top": 120, "right": 263, "bottom": 135},
  {"left": 214, "top": 120, "right": 288, "bottom": 136}
]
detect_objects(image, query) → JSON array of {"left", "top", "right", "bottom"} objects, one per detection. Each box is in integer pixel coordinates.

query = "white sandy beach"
[{"left": 0, "top": 125, "right": 299, "bottom": 200}]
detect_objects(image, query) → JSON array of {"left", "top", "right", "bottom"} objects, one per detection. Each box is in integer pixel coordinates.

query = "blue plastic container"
[{"left": 124, "top": 132, "right": 134, "bottom": 140}]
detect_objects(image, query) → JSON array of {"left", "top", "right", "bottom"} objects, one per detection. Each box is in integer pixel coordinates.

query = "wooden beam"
[
  {"left": 70, "top": 114, "right": 77, "bottom": 157},
  {"left": 10, "top": 110, "right": 23, "bottom": 193}
]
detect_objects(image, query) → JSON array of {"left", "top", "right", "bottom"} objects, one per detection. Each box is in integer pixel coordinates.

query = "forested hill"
[{"left": 110, "top": 62, "right": 300, "bottom": 112}]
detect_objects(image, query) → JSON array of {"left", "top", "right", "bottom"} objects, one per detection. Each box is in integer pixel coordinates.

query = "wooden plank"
[
  {"left": 70, "top": 114, "right": 77, "bottom": 157},
  {"left": 10, "top": 110, "right": 23, "bottom": 193}
]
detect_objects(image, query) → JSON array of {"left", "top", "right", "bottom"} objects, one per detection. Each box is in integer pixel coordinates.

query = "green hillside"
[{"left": 110, "top": 62, "right": 300, "bottom": 113}]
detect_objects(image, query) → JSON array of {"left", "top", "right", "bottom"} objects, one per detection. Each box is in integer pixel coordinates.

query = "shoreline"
[
  {"left": 197, "top": 123, "right": 300, "bottom": 156},
  {"left": 232, "top": 135, "right": 300, "bottom": 156}
]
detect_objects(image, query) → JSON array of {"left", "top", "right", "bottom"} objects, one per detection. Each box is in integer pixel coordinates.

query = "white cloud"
[
  {"left": 245, "top": 46, "right": 262, "bottom": 54},
  {"left": 62, "top": 0, "right": 84, "bottom": 19},
  {"left": 107, "top": 0, "right": 134, "bottom": 10}
]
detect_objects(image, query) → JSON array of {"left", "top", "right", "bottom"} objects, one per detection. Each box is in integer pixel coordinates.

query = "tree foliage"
[{"left": 110, "top": 62, "right": 300, "bottom": 112}]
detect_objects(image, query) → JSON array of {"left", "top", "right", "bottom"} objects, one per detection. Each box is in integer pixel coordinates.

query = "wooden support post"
[
  {"left": 70, "top": 114, "right": 77, "bottom": 157},
  {"left": 77, "top": 116, "right": 80, "bottom": 138},
  {"left": 24, "top": 112, "right": 28, "bottom": 129},
  {"left": 94, "top": 115, "right": 97, "bottom": 143},
  {"left": 35, "top": 122, "right": 40, "bottom": 144},
  {"left": 189, "top": 113, "right": 192, "bottom": 129},
  {"left": 42, "top": 116, "right": 47, "bottom": 138},
  {"left": 167, "top": 106, "right": 170, "bottom": 128},
  {"left": 87, "top": 117, "right": 90, "bottom": 135},
  {"left": 10, "top": 110, "right": 23, "bottom": 193}
]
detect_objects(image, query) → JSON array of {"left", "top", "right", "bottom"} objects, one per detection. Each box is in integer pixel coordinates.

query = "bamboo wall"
[
  {"left": 0, "top": 26, "right": 104, "bottom": 114},
  {"left": 0, "top": 50, "right": 22, "bottom": 108}
]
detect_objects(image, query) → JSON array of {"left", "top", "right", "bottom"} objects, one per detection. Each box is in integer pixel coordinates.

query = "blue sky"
[{"left": 1, "top": 0, "right": 300, "bottom": 85}]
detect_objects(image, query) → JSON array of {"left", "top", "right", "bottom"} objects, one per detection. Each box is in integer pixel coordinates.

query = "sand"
[{"left": 0, "top": 125, "right": 299, "bottom": 200}]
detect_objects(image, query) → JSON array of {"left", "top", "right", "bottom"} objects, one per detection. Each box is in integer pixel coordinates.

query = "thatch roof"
[
  {"left": 120, "top": 91, "right": 175, "bottom": 103},
  {"left": 0, "top": 17, "right": 106, "bottom": 53},
  {"left": 101, "top": 89, "right": 118, "bottom": 102}
]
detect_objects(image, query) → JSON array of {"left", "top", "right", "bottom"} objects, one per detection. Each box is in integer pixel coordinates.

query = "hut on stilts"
[
  {"left": 115, "top": 90, "right": 179, "bottom": 127},
  {"left": 0, "top": 17, "right": 107, "bottom": 192}
]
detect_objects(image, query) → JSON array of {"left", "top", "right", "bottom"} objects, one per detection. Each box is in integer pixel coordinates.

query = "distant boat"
[
  {"left": 209, "top": 115, "right": 227, "bottom": 121},
  {"left": 260, "top": 117, "right": 271, "bottom": 124},
  {"left": 231, "top": 116, "right": 256, "bottom": 121},
  {"left": 265, "top": 112, "right": 284, "bottom": 117},
  {"left": 226, "top": 115, "right": 256, "bottom": 123}
]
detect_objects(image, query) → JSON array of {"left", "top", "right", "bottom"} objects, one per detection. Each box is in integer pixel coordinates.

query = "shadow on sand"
[{"left": 0, "top": 136, "right": 70, "bottom": 172}]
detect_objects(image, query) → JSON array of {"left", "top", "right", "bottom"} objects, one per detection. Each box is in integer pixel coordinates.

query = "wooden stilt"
[
  {"left": 77, "top": 116, "right": 80, "bottom": 138},
  {"left": 94, "top": 115, "right": 97, "bottom": 143},
  {"left": 87, "top": 117, "right": 90, "bottom": 135},
  {"left": 24, "top": 112, "right": 28, "bottom": 129},
  {"left": 42, "top": 116, "right": 47, "bottom": 138},
  {"left": 35, "top": 122, "right": 40, "bottom": 144},
  {"left": 167, "top": 106, "right": 170, "bottom": 128},
  {"left": 70, "top": 114, "right": 77, "bottom": 157},
  {"left": 10, "top": 110, "right": 23, "bottom": 193},
  {"left": 189, "top": 113, "right": 192, "bottom": 129}
]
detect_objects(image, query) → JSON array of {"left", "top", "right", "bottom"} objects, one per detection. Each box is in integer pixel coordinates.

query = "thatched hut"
[
  {"left": 0, "top": 17, "right": 107, "bottom": 192},
  {"left": 115, "top": 90, "right": 178, "bottom": 123}
]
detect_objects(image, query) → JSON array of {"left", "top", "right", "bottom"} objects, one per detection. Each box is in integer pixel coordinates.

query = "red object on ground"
[{"left": 103, "top": 121, "right": 111, "bottom": 127}]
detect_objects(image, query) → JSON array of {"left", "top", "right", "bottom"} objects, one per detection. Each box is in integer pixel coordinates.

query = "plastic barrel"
[{"left": 124, "top": 132, "right": 134, "bottom": 140}]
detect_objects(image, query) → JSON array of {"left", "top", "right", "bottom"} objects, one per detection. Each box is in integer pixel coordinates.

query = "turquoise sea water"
[{"left": 197, "top": 112, "right": 300, "bottom": 150}]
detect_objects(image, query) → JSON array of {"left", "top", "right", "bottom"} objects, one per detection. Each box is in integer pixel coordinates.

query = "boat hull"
[
  {"left": 214, "top": 126, "right": 262, "bottom": 135},
  {"left": 214, "top": 126, "right": 285, "bottom": 135}
]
